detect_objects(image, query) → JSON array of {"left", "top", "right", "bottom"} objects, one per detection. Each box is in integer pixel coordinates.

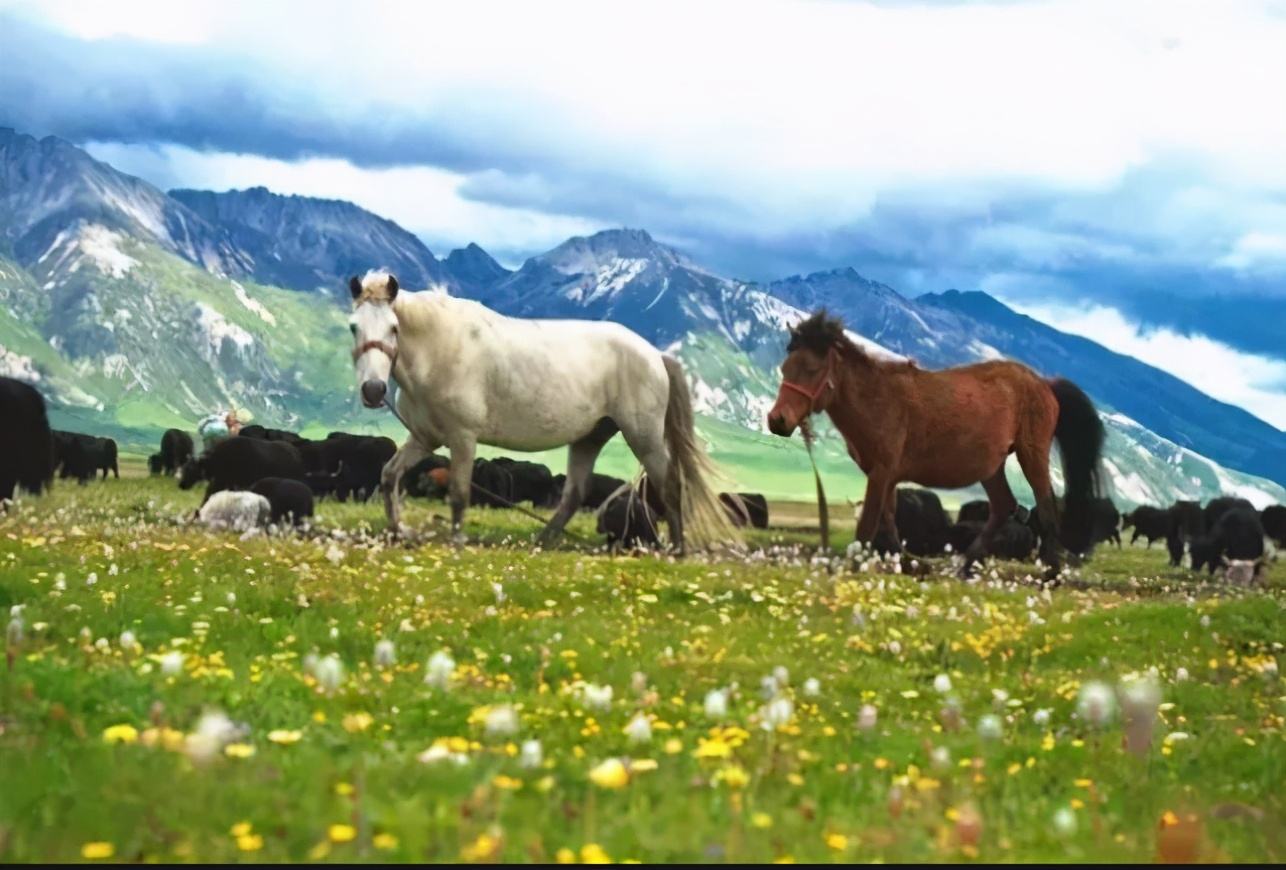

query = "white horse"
[{"left": 347, "top": 271, "right": 734, "bottom": 550}]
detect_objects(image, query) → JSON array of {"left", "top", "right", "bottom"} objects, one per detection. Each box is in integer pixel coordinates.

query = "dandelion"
[
  {"left": 119, "top": 630, "right": 137, "bottom": 652},
  {"left": 773, "top": 665, "right": 790, "bottom": 687},
  {"left": 589, "top": 758, "right": 629, "bottom": 789},
  {"left": 86, "top": 572, "right": 97, "bottom": 587},
  {"left": 857, "top": 704, "right": 878, "bottom": 732},
  {"left": 760, "top": 674, "right": 780, "bottom": 699},
  {"left": 81, "top": 842, "right": 115, "bottom": 860},
  {"left": 1052, "top": 807, "right": 1077, "bottom": 836},
  {"left": 373, "top": 833, "right": 399, "bottom": 851},
  {"left": 704, "top": 688, "right": 729, "bottom": 719},
  {"left": 186, "top": 710, "right": 244, "bottom": 763},
  {"left": 314, "top": 654, "right": 344, "bottom": 692},
  {"left": 581, "top": 683, "right": 613, "bottom": 712},
  {"left": 1076, "top": 681, "right": 1116, "bottom": 727},
  {"left": 491, "top": 582, "right": 505, "bottom": 604},
  {"left": 520, "top": 739, "right": 543, "bottom": 769},
  {"left": 991, "top": 688, "right": 1010, "bottom": 709},
  {"left": 1033, "top": 708, "right": 1051, "bottom": 727},
  {"left": 342, "top": 712, "right": 374, "bottom": 733},
  {"left": 624, "top": 713, "right": 652, "bottom": 744},
  {"left": 226, "top": 592, "right": 237, "bottom": 606},
  {"left": 933, "top": 673, "right": 953, "bottom": 694},
  {"left": 328, "top": 824, "right": 357, "bottom": 843},
  {"left": 977, "top": 714, "right": 1003, "bottom": 741},
  {"left": 484, "top": 705, "right": 519, "bottom": 738},
  {"left": 803, "top": 677, "right": 821, "bottom": 697},
  {"left": 761, "top": 696, "right": 794, "bottom": 731},
  {"left": 160, "top": 650, "right": 184, "bottom": 676},
  {"left": 373, "top": 639, "right": 396, "bottom": 668},
  {"left": 267, "top": 729, "right": 303, "bottom": 745},
  {"left": 930, "top": 745, "right": 951, "bottom": 771},
  {"left": 424, "top": 650, "right": 456, "bottom": 689},
  {"left": 102, "top": 723, "right": 139, "bottom": 744},
  {"left": 887, "top": 640, "right": 902, "bottom": 656}
]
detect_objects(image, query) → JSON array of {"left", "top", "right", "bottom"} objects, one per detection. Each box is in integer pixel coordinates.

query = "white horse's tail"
[{"left": 662, "top": 355, "right": 741, "bottom": 548}]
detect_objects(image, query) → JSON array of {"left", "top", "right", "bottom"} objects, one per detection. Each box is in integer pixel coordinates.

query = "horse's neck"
[
  {"left": 392, "top": 294, "right": 451, "bottom": 379},
  {"left": 825, "top": 355, "right": 901, "bottom": 461}
]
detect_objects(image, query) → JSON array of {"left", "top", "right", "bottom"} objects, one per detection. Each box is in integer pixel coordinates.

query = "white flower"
[
  {"left": 581, "top": 683, "right": 613, "bottom": 712},
  {"left": 933, "top": 673, "right": 953, "bottom": 694},
  {"left": 5, "top": 616, "right": 23, "bottom": 646},
  {"left": 226, "top": 592, "right": 237, "bottom": 606},
  {"left": 491, "top": 582, "right": 505, "bottom": 605},
  {"left": 624, "top": 713, "right": 652, "bottom": 744},
  {"left": 759, "top": 674, "right": 780, "bottom": 699},
  {"left": 86, "top": 572, "right": 98, "bottom": 587},
  {"left": 930, "top": 745, "right": 951, "bottom": 770},
  {"left": 484, "top": 705, "right": 519, "bottom": 738},
  {"left": 857, "top": 704, "right": 878, "bottom": 732},
  {"left": 1175, "top": 667, "right": 1189, "bottom": 682},
  {"left": 803, "top": 678, "right": 821, "bottom": 697},
  {"left": 761, "top": 696, "right": 794, "bottom": 731},
  {"left": 1199, "top": 614, "right": 1210, "bottom": 629},
  {"left": 424, "top": 651, "right": 456, "bottom": 689},
  {"left": 314, "top": 654, "right": 345, "bottom": 692},
  {"left": 1052, "top": 807, "right": 1077, "bottom": 836},
  {"left": 1076, "top": 681, "right": 1116, "bottom": 727},
  {"left": 119, "top": 630, "right": 137, "bottom": 652},
  {"left": 520, "top": 739, "right": 543, "bottom": 769},
  {"left": 160, "top": 650, "right": 184, "bottom": 676},
  {"left": 772, "top": 665, "right": 790, "bottom": 687},
  {"left": 184, "top": 709, "right": 244, "bottom": 764},
  {"left": 887, "top": 640, "right": 902, "bottom": 656},
  {"left": 325, "top": 545, "right": 345, "bottom": 565},
  {"left": 977, "top": 714, "right": 1003, "bottom": 741},
  {"left": 373, "top": 639, "right": 396, "bottom": 668},
  {"left": 704, "top": 688, "right": 729, "bottom": 719},
  {"left": 1033, "top": 708, "right": 1051, "bottom": 727},
  {"left": 992, "top": 688, "right": 1010, "bottom": 709},
  {"left": 329, "top": 627, "right": 339, "bottom": 640}
]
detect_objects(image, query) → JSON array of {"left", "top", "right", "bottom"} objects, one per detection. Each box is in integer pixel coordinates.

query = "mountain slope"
[{"left": 170, "top": 186, "right": 453, "bottom": 297}]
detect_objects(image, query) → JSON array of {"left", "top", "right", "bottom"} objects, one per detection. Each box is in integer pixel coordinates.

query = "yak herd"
[{"left": 2, "top": 375, "right": 1283, "bottom": 575}]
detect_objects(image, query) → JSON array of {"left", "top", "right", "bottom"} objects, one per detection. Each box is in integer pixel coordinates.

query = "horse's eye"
[
  {"left": 390, "top": 325, "right": 398, "bottom": 336},
  {"left": 349, "top": 323, "right": 357, "bottom": 336}
]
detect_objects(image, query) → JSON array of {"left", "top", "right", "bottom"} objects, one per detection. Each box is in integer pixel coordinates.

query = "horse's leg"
[
  {"left": 446, "top": 435, "right": 478, "bottom": 545},
  {"left": 960, "top": 464, "right": 1017, "bottom": 577},
  {"left": 1014, "top": 444, "right": 1063, "bottom": 578},
  {"left": 872, "top": 481, "right": 902, "bottom": 556},
  {"left": 539, "top": 419, "right": 619, "bottom": 547},
  {"left": 619, "top": 419, "right": 681, "bottom": 553},
  {"left": 380, "top": 437, "right": 435, "bottom": 536},
  {"left": 854, "top": 471, "right": 893, "bottom": 552}
]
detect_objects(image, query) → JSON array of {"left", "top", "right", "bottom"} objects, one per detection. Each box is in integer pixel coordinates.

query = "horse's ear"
[
  {"left": 349, "top": 276, "right": 362, "bottom": 299},
  {"left": 386, "top": 275, "right": 399, "bottom": 300}
]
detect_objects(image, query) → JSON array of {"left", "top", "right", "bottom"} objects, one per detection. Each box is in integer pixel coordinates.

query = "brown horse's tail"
[
  {"left": 1049, "top": 377, "right": 1105, "bottom": 553},
  {"left": 662, "top": 355, "right": 740, "bottom": 548}
]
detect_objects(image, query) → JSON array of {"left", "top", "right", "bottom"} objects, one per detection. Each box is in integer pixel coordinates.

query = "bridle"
[
  {"left": 352, "top": 339, "right": 398, "bottom": 372},
  {"left": 779, "top": 348, "right": 838, "bottom": 415}
]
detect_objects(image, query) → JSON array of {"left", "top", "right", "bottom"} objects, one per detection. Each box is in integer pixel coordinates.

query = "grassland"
[{"left": 1, "top": 474, "right": 1283, "bottom": 863}]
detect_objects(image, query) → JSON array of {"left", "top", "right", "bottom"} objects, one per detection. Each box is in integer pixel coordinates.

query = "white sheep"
[{"left": 197, "top": 491, "right": 272, "bottom": 533}]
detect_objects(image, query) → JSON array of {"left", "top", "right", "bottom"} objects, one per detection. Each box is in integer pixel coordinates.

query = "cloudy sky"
[{"left": 2, "top": 0, "right": 1285, "bottom": 425}]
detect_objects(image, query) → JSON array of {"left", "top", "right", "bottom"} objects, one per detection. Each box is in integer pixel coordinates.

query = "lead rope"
[
  {"left": 380, "top": 393, "right": 592, "bottom": 546},
  {"left": 800, "top": 418, "right": 830, "bottom": 553}
]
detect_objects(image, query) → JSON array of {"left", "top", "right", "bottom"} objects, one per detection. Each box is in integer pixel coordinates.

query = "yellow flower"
[
  {"left": 663, "top": 738, "right": 683, "bottom": 755},
  {"left": 267, "top": 729, "right": 302, "bottom": 745},
  {"left": 694, "top": 736, "right": 732, "bottom": 759},
  {"left": 751, "top": 812, "right": 773, "bottom": 829},
  {"left": 715, "top": 765, "right": 750, "bottom": 789},
  {"left": 556, "top": 847, "right": 576, "bottom": 864},
  {"left": 230, "top": 822, "right": 253, "bottom": 838},
  {"left": 589, "top": 758, "right": 629, "bottom": 789},
  {"left": 493, "top": 775, "right": 523, "bottom": 790},
  {"left": 342, "top": 712, "right": 374, "bottom": 733},
  {"left": 629, "top": 758, "right": 658, "bottom": 773},
  {"left": 328, "top": 824, "right": 356, "bottom": 843},
  {"left": 140, "top": 727, "right": 185, "bottom": 751},
  {"left": 225, "top": 743, "right": 255, "bottom": 759},
  {"left": 237, "top": 834, "right": 264, "bottom": 852},
  {"left": 102, "top": 724, "right": 138, "bottom": 744},
  {"left": 826, "top": 833, "right": 849, "bottom": 851},
  {"left": 334, "top": 782, "right": 354, "bottom": 796},
  {"left": 308, "top": 841, "right": 331, "bottom": 860},
  {"left": 581, "top": 843, "right": 611, "bottom": 864},
  {"left": 462, "top": 832, "right": 501, "bottom": 861},
  {"left": 373, "top": 833, "right": 399, "bottom": 851},
  {"left": 81, "top": 842, "right": 115, "bottom": 860}
]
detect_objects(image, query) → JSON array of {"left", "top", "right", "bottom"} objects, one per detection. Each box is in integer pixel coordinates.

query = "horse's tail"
[
  {"left": 662, "top": 355, "right": 740, "bottom": 548},
  {"left": 1049, "top": 377, "right": 1105, "bottom": 554}
]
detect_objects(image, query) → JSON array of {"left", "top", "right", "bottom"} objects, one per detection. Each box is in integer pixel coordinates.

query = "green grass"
[{"left": 1, "top": 476, "right": 1283, "bottom": 863}]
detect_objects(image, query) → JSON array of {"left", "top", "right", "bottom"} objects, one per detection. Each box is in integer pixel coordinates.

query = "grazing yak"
[
  {"left": 158, "top": 428, "right": 194, "bottom": 475},
  {"left": 867, "top": 488, "right": 950, "bottom": 556},
  {"left": 720, "top": 492, "right": 770, "bottom": 529},
  {"left": 1, "top": 377, "right": 55, "bottom": 504},
  {"left": 490, "top": 457, "right": 556, "bottom": 506},
  {"left": 1189, "top": 506, "right": 1265, "bottom": 585},
  {"left": 197, "top": 490, "right": 273, "bottom": 533},
  {"left": 249, "top": 477, "right": 314, "bottom": 526},
  {"left": 239, "top": 425, "right": 302, "bottom": 442},
  {"left": 544, "top": 472, "right": 627, "bottom": 511},
  {"left": 1204, "top": 496, "right": 1254, "bottom": 530},
  {"left": 179, "top": 437, "right": 306, "bottom": 506},
  {"left": 1122, "top": 505, "right": 1170, "bottom": 547},
  {"left": 957, "top": 500, "right": 990, "bottom": 524},
  {"left": 596, "top": 484, "right": 662, "bottom": 551},
  {"left": 1262, "top": 504, "right": 1286, "bottom": 548},
  {"left": 1027, "top": 496, "right": 1120, "bottom": 556},
  {"left": 300, "top": 434, "right": 396, "bottom": 502},
  {"left": 402, "top": 454, "right": 452, "bottom": 497},
  {"left": 946, "top": 515, "right": 1037, "bottom": 561},
  {"left": 1166, "top": 500, "right": 1205, "bottom": 567},
  {"left": 147, "top": 453, "right": 164, "bottom": 475},
  {"left": 53, "top": 431, "right": 118, "bottom": 483}
]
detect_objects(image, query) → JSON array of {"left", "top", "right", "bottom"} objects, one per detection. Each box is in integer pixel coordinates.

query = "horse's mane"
[{"left": 788, "top": 309, "right": 915, "bottom": 371}]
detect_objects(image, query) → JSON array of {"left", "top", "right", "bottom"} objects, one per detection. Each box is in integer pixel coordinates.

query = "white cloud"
[
  {"left": 84, "top": 142, "right": 600, "bottom": 262},
  {"left": 1002, "top": 298, "right": 1286, "bottom": 430},
  {"left": 1217, "top": 231, "right": 1286, "bottom": 271}
]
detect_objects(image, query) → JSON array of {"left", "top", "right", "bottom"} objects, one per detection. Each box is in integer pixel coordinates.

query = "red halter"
[
  {"left": 779, "top": 349, "right": 837, "bottom": 414},
  {"left": 352, "top": 339, "right": 398, "bottom": 370}
]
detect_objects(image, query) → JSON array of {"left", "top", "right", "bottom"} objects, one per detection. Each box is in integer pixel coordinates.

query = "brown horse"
[{"left": 766, "top": 311, "right": 1104, "bottom": 576}]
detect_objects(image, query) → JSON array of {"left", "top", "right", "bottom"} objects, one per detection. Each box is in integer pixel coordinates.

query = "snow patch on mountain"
[
  {"left": 195, "top": 302, "right": 254, "bottom": 358},
  {"left": 232, "top": 281, "right": 277, "bottom": 326},
  {"left": 75, "top": 225, "right": 138, "bottom": 278}
]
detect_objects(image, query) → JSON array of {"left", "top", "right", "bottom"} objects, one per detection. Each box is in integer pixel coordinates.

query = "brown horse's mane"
[{"left": 789, "top": 309, "right": 914, "bottom": 371}]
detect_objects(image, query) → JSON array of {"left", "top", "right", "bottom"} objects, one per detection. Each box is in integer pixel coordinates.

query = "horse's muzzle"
[
  {"left": 766, "top": 411, "right": 796, "bottom": 438},
  {"left": 361, "top": 379, "right": 387, "bottom": 408}
]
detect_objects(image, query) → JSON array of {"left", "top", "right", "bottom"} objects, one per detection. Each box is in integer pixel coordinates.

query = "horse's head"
[
  {"left": 349, "top": 272, "right": 401, "bottom": 408},
  {"left": 767, "top": 311, "right": 843, "bottom": 437}
]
